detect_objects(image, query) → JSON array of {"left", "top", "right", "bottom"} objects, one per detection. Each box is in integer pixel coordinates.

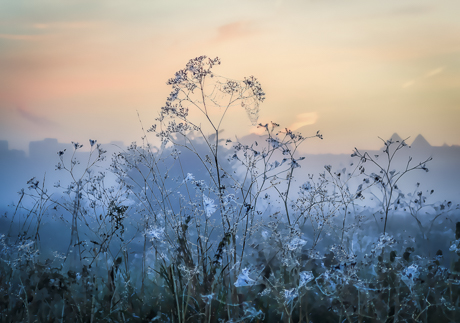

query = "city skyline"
[
  {"left": 2, "top": 132, "right": 460, "bottom": 209},
  {"left": 0, "top": 132, "right": 457, "bottom": 157}
]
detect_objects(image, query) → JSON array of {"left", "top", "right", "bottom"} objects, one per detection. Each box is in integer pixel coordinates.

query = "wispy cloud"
[
  {"left": 390, "top": 5, "right": 433, "bottom": 16},
  {"left": 16, "top": 106, "right": 56, "bottom": 127},
  {"left": 0, "top": 21, "right": 99, "bottom": 41},
  {"left": 402, "top": 80, "right": 415, "bottom": 88},
  {"left": 424, "top": 67, "right": 444, "bottom": 78},
  {"left": 289, "top": 112, "right": 318, "bottom": 130},
  {"left": 32, "top": 21, "right": 99, "bottom": 30},
  {"left": 402, "top": 66, "right": 445, "bottom": 88},
  {"left": 213, "top": 21, "right": 254, "bottom": 43},
  {"left": 0, "top": 33, "right": 49, "bottom": 41},
  {"left": 251, "top": 113, "right": 318, "bottom": 135}
]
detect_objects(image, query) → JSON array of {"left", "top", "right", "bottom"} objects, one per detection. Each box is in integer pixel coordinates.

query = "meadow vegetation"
[{"left": 1, "top": 56, "right": 459, "bottom": 322}]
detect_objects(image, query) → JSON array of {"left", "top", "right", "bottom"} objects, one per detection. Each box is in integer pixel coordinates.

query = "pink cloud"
[
  {"left": 32, "top": 21, "right": 100, "bottom": 29},
  {"left": 16, "top": 106, "right": 56, "bottom": 127},
  {"left": 0, "top": 33, "right": 48, "bottom": 41},
  {"left": 214, "top": 21, "right": 254, "bottom": 43}
]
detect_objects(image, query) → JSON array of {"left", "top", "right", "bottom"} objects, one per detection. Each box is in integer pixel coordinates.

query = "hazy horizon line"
[{"left": 1, "top": 132, "right": 459, "bottom": 157}]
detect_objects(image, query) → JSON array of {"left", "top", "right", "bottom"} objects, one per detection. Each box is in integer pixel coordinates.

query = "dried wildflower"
[
  {"left": 287, "top": 237, "right": 307, "bottom": 251},
  {"left": 301, "top": 181, "right": 312, "bottom": 191},
  {"left": 183, "top": 173, "right": 195, "bottom": 183},
  {"left": 372, "top": 233, "right": 396, "bottom": 254},
  {"left": 146, "top": 225, "right": 165, "bottom": 241},
  {"left": 234, "top": 268, "right": 258, "bottom": 287},
  {"left": 203, "top": 194, "right": 216, "bottom": 218},
  {"left": 299, "top": 271, "right": 314, "bottom": 288},
  {"left": 401, "top": 264, "right": 420, "bottom": 289}
]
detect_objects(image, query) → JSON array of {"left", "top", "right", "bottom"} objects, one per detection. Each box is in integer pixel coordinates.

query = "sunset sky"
[{"left": 1, "top": 0, "right": 459, "bottom": 154}]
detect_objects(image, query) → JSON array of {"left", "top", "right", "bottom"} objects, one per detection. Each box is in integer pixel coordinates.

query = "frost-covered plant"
[
  {"left": 12, "top": 140, "right": 132, "bottom": 273},
  {"left": 110, "top": 56, "right": 275, "bottom": 321},
  {"left": 351, "top": 136, "right": 433, "bottom": 234}
]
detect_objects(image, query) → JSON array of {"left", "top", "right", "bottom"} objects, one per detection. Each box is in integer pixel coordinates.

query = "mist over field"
[
  {"left": 2, "top": 132, "right": 460, "bottom": 210},
  {"left": 1, "top": 113, "right": 460, "bottom": 321}
]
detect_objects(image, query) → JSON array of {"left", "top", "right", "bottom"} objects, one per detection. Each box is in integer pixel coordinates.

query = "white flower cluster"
[
  {"left": 146, "top": 225, "right": 165, "bottom": 241},
  {"left": 401, "top": 264, "right": 420, "bottom": 289},
  {"left": 203, "top": 194, "right": 216, "bottom": 218},
  {"left": 299, "top": 271, "right": 314, "bottom": 288},
  {"left": 372, "top": 233, "right": 396, "bottom": 253},
  {"left": 234, "top": 268, "right": 259, "bottom": 287},
  {"left": 287, "top": 237, "right": 307, "bottom": 251}
]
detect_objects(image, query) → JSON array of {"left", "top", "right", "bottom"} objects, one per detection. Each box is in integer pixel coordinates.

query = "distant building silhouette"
[
  {"left": 29, "top": 138, "right": 70, "bottom": 161},
  {"left": 0, "top": 140, "right": 7, "bottom": 153},
  {"left": 0, "top": 135, "right": 459, "bottom": 209},
  {"left": 0, "top": 140, "right": 26, "bottom": 160}
]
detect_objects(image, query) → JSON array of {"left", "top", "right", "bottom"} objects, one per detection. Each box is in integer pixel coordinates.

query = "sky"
[{"left": 1, "top": 0, "right": 459, "bottom": 154}]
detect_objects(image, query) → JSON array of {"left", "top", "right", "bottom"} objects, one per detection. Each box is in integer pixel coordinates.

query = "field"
[{"left": 1, "top": 57, "right": 459, "bottom": 323}]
